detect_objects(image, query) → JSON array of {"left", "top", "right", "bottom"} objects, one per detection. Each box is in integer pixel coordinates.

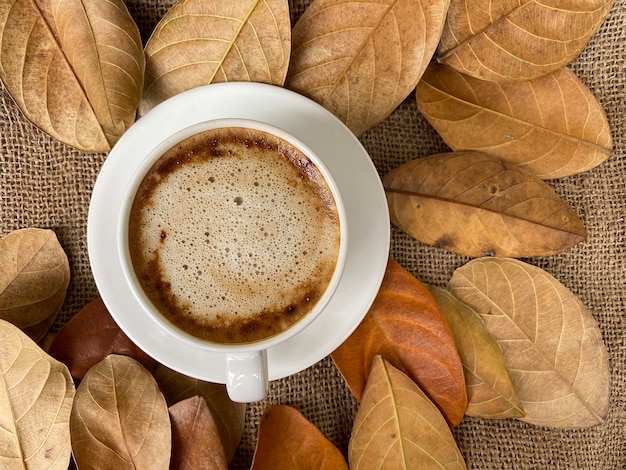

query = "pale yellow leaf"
[
  {"left": 0, "top": 228, "right": 70, "bottom": 342},
  {"left": 0, "top": 0, "right": 108, "bottom": 151},
  {"left": 447, "top": 258, "right": 610, "bottom": 428},
  {"left": 70, "top": 355, "right": 171, "bottom": 469},
  {"left": 0, "top": 319, "right": 75, "bottom": 470},
  {"left": 438, "top": 0, "right": 616, "bottom": 81},
  {"left": 140, "top": 0, "right": 291, "bottom": 115},
  {"left": 416, "top": 65, "right": 612, "bottom": 179},
  {"left": 50, "top": 0, "right": 145, "bottom": 146},
  {"left": 428, "top": 286, "right": 525, "bottom": 419},
  {"left": 286, "top": 0, "right": 450, "bottom": 136},
  {"left": 349, "top": 356, "right": 466, "bottom": 469}
]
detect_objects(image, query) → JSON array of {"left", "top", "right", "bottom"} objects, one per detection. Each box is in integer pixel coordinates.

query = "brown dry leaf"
[
  {"left": 170, "top": 396, "right": 228, "bottom": 470},
  {"left": 0, "top": 0, "right": 143, "bottom": 151},
  {"left": 331, "top": 258, "right": 467, "bottom": 427},
  {"left": 251, "top": 404, "right": 348, "bottom": 469},
  {"left": 0, "top": 319, "right": 75, "bottom": 469},
  {"left": 349, "top": 356, "right": 466, "bottom": 469},
  {"left": 447, "top": 257, "right": 610, "bottom": 428},
  {"left": 416, "top": 64, "right": 612, "bottom": 179},
  {"left": 437, "top": 0, "right": 616, "bottom": 81},
  {"left": 285, "top": 0, "right": 450, "bottom": 136},
  {"left": 139, "top": 0, "right": 291, "bottom": 116},
  {"left": 70, "top": 355, "right": 171, "bottom": 469},
  {"left": 427, "top": 286, "right": 525, "bottom": 419},
  {"left": 383, "top": 151, "right": 586, "bottom": 257},
  {"left": 48, "top": 297, "right": 157, "bottom": 382},
  {"left": 154, "top": 364, "right": 246, "bottom": 462},
  {"left": 0, "top": 228, "right": 70, "bottom": 342},
  {"left": 50, "top": 0, "right": 144, "bottom": 146}
]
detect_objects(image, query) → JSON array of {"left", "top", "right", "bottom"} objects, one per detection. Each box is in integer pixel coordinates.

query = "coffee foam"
[{"left": 128, "top": 127, "right": 340, "bottom": 343}]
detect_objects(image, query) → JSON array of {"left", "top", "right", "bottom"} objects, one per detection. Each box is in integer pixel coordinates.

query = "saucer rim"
[{"left": 87, "top": 82, "right": 390, "bottom": 382}]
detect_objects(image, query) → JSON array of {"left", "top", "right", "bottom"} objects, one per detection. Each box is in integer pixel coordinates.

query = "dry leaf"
[
  {"left": 154, "top": 364, "right": 246, "bottom": 462},
  {"left": 38, "top": 331, "right": 56, "bottom": 353},
  {"left": 331, "top": 258, "right": 467, "bottom": 427},
  {"left": 0, "top": 319, "right": 75, "bottom": 469},
  {"left": 383, "top": 151, "right": 586, "bottom": 257},
  {"left": 437, "top": 0, "right": 616, "bottom": 81},
  {"left": 0, "top": 228, "right": 70, "bottom": 342},
  {"left": 50, "top": 0, "right": 144, "bottom": 146},
  {"left": 139, "top": 0, "right": 291, "bottom": 115},
  {"left": 170, "top": 396, "right": 228, "bottom": 470},
  {"left": 70, "top": 355, "right": 171, "bottom": 469},
  {"left": 349, "top": 356, "right": 466, "bottom": 469},
  {"left": 427, "top": 286, "right": 525, "bottom": 419},
  {"left": 48, "top": 297, "right": 157, "bottom": 382},
  {"left": 251, "top": 405, "right": 348, "bottom": 470},
  {"left": 416, "top": 64, "right": 612, "bottom": 179},
  {"left": 447, "top": 257, "right": 610, "bottom": 428},
  {"left": 285, "top": 0, "right": 450, "bottom": 136},
  {"left": 0, "top": 0, "right": 143, "bottom": 151}
]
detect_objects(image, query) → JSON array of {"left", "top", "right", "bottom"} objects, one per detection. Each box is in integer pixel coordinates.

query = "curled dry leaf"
[
  {"left": 0, "top": 319, "right": 75, "bottom": 470},
  {"left": 0, "top": 0, "right": 144, "bottom": 151},
  {"left": 154, "top": 364, "right": 246, "bottom": 462},
  {"left": 139, "top": 0, "right": 291, "bottom": 116},
  {"left": 70, "top": 355, "right": 171, "bottom": 470},
  {"left": 170, "top": 396, "right": 228, "bottom": 470},
  {"left": 383, "top": 151, "right": 587, "bottom": 258},
  {"left": 286, "top": 0, "right": 450, "bottom": 136},
  {"left": 349, "top": 356, "right": 466, "bottom": 469},
  {"left": 427, "top": 286, "right": 525, "bottom": 419},
  {"left": 416, "top": 64, "right": 612, "bottom": 179},
  {"left": 48, "top": 297, "right": 156, "bottom": 382},
  {"left": 437, "top": 0, "right": 616, "bottom": 81},
  {"left": 251, "top": 405, "right": 348, "bottom": 470},
  {"left": 0, "top": 228, "right": 70, "bottom": 342},
  {"left": 331, "top": 258, "right": 467, "bottom": 427},
  {"left": 50, "top": 0, "right": 145, "bottom": 146},
  {"left": 447, "top": 258, "right": 610, "bottom": 428}
]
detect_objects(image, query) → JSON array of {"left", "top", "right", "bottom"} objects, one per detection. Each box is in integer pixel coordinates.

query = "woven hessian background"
[{"left": 1, "top": 1, "right": 624, "bottom": 468}]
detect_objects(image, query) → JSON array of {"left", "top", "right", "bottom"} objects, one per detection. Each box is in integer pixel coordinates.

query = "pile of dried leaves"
[{"left": 0, "top": 0, "right": 615, "bottom": 468}]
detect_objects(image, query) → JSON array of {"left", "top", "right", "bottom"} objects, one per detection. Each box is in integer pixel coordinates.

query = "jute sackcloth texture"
[{"left": 1, "top": 0, "right": 624, "bottom": 468}]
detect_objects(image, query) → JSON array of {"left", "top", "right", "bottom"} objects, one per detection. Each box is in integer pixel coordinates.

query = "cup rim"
[{"left": 117, "top": 117, "right": 348, "bottom": 352}]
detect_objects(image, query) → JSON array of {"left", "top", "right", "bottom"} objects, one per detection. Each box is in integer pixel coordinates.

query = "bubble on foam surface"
[{"left": 129, "top": 128, "right": 340, "bottom": 340}]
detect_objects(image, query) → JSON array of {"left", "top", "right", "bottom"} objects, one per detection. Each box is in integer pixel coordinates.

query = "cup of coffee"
[{"left": 117, "top": 118, "right": 347, "bottom": 402}]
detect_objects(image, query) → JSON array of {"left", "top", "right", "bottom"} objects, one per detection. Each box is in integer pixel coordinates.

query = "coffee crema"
[{"left": 128, "top": 127, "right": 341, "bottom": 344}]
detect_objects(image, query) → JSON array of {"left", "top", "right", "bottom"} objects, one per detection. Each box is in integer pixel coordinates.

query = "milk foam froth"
[{"left": 128, "top": 127, "right": 340, "bottom": 343}]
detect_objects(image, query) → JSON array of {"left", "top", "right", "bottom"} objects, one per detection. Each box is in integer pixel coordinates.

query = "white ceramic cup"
[{"left": 116, "top": 118, "right": 348, "bottom": 403}]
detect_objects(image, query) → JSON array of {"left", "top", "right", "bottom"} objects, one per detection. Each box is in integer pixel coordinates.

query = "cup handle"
[{"left": 225, "top": 350, "right": 268, "bottom": 402}]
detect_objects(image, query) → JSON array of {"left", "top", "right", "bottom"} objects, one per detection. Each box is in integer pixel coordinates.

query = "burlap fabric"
[{"left": 1, "top": 1, "right": 624, "bottom": 468}]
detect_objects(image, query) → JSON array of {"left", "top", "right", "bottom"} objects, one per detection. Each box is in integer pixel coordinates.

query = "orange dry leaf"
[
  {"left": 251, "top": 405, "right": 348, "bottom": 470},
  {"left": 331, "top": 258, "right": 467, "bottom": 427}
]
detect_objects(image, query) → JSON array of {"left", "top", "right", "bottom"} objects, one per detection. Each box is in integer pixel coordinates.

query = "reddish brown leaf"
[
  {"left": 154, "top": 365, "right": 246, "bottom": 462},
  {"left": 49, "top": 297, "right": 156, "bottom": 381},
  {"left": 251, "top": 405, "right": 348, "bottom": 470},
  {"left": 331, "top": 258, "right": 467, "bottom": 427},
  {"left": 170, "top": 396, "right": 228, "bottom": 470}
]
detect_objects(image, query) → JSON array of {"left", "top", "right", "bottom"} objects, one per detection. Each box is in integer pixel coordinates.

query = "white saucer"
[{"left": 88, "top": 82, "right": 390, "bottom": 383}]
